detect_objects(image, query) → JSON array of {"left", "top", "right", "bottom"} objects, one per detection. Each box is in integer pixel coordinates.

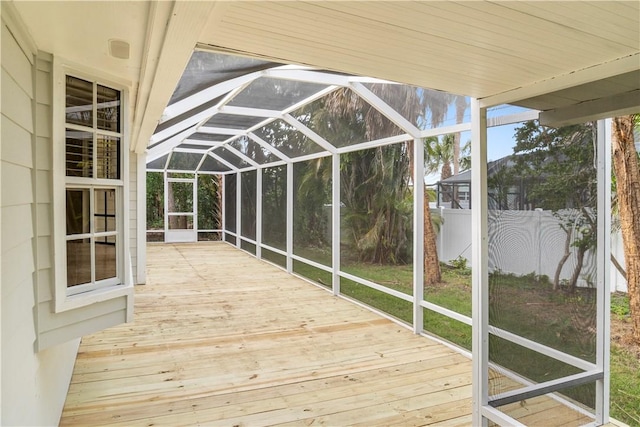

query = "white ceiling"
[
  {"left": 13, "top": 1, "right": 151, "bottom": 87},
  {"left": 201, "top": 1, "right": 640, "bottom": 104},
  {"left": 10, "top": 0, "right": 640, "bottom": 151}
]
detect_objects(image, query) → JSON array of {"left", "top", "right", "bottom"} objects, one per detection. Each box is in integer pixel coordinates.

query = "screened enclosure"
[{"left": 146, "top": 49, "right": 613, "bottom": 426}]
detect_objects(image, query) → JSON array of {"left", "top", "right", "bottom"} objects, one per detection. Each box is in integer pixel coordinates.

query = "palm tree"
[
  {"left": 452, "top": 95, "right": 468, "bottom": 176},
  {"left": 611, "top": 114, "right": 640, "bottom": 343},
  {"left": 426, "top": 134, "right": 455, "bottom": 181}
]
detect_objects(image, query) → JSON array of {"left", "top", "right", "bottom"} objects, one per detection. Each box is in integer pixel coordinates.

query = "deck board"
[{"left": 60, "top": 243, "right": 594, "bottom": 426}]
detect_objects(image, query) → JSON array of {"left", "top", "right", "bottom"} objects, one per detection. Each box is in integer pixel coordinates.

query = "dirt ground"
[{"left": 611, "top": 315, "right": 640, "bottom": 360}]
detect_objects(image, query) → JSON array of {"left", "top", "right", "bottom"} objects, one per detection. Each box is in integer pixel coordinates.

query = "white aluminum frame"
[{"left": 145, "top": 55, "right": 615, "bottom": 426}]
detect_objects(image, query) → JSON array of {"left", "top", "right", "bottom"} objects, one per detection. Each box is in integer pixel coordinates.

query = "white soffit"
[
  {"left": 200, "top": 1, "right": 639, "bottom": 105},
  {"left": 13, "top": 1, "right": 150, "bottom": 86}
]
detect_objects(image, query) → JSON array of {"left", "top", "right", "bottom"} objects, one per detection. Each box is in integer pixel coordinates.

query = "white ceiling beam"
[
  {"left": 151, "top": 84, "right": 339, "bottom": 156},
  {"left": 151, "top": 83, "right": 250, "bottom": 144},
  {"left": 160, "top": 71, "right": 264, "bottom": 122},
  {"left": 197, "top": 126, "right": 244, "bottom": 136},
  {"left": 264, "top": 69, "right": 352, "bottom": 87},
  {"left": 223, "top": 144, "right": 261, "bottom": 168},
  {"left": 282, "top": 85, "right": 340, "bottom": 115},
  {"left": 247, "top": 132, "right": 292, "bottom": 163},
  {"left": 172, "top": 148, "right": 209, "bottom": 153},
  {"left": 487, "top": 110, "right": 539, "bottom": 128},
  {"left": 336, "top": 134, "right": 413, "bottom": 155},
  {"left": 146, "top": 126, "right": 199, "bottom": 163},
  {"left": 282, "top": 114, "right": 337, "bottom": 154},
  {"left": 479, "top": 53, "right": 640, "bottom": 108},
  {"left": 260, "top": 159, "right": 288, "bottom": 169},
  {"left": 208, "top": 151, "right": 239, "bottom": 172},
  {"left": 349, "top": 82, "right": 422, "bottom": 138},
  {"left": 288, "top": 150, "right": 332, "bottom": 164},
  {"left": 131, "top": 1, "right": 215, "bottom": 153},
  {"left": 539, "top": 89, "right": 640, "bottom": 127},
  {"left": 180, "top": 139, "right": 225, "bottom": 147},
  {"left": 195, "top": 149, "right": 209, "bottom": 173},
  {"left": 419, "top": 123, "right": 472, "bottom": 139},
  {"left": 151, "top": 108, "right": 219, "bottom": 144},
  {"left": 219, "top": 105, "right": 283, "bottom": 118}
]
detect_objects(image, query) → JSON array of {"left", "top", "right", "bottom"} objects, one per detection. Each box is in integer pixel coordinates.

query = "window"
[{"left": 64, "top": 75, "right": 123, "bottom": 295}]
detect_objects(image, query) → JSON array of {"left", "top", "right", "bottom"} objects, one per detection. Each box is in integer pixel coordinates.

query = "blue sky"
[{"left": 424, "top": 104, "right": 530, "bottom": 185}]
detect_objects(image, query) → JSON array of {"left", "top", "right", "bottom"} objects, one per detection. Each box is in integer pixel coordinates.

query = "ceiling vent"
[{"left": 109, "top": 39, "right": 130, "bottom": 60}]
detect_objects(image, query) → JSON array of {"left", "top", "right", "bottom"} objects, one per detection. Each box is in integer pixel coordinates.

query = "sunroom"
[
  {"left": 132, "top": 46, "right": 628, "bottom": 426},
  {"left": 4, "top": 2, "right": 639, "bottom": 426}
]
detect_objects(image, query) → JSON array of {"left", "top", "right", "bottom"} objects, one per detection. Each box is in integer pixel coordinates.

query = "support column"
[
  {"left": 193, "top": 173, "right": 198, "bottom": 237},
  {"left": 136, "top": 153, "right": 146, "bottom": 284},
  {"left": 286, "top": 162, "right": 294, "bottom": 273},
  {"left": 221, "top": 174, "right": 226, "bottom": 242},
  {"left": 412, "top": 138, "right": 424, "bottom": 334},
  {"left": 332, "top": 153, "right": 341, "bottom": 296},
  {"left": 471, "top": 99, "right": 488, "bottom": 427},
  {"left": 256, "top": 168, "right": 263, "bottom": 260},
  {"left": 236, "top": 172, "right": 241, "bottom": 249},
  {"left": 595, "top": 118, "right": 611, "bottom": 424},
  {"left": 163, "top": 170, "right": 168, "bottom": 242}
]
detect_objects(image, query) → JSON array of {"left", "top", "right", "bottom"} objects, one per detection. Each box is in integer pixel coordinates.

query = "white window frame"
[{"left": 53, "top": 58, "right": 133, "bottom": 313}]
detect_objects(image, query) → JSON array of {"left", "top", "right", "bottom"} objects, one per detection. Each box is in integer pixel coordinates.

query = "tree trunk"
[
  {"left": 611, "top": 253, "right": 627, "bottom": 281},
  {"left": 453, "top": 96, "right": 467, "bottom": 176},
  {"left": 612, "top": 115, "right": 640, "bottom": 343},
  {"left": 424, "top": 191, "right": 441, "bottom": 285},
  {"left": 554, "top": 227, "right": 572, "bottom": 291},
  {"left": 568, "top": 247, "right": 586, "bottom": 293}
]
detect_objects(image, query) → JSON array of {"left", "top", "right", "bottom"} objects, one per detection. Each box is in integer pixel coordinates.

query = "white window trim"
[{"left": 52, "top": 57, "right": 134, "bottom": 313}]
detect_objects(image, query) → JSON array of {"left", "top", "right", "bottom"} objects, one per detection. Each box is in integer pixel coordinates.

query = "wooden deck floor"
[{"left": 60, "top": 243, "right": 594, "bottom": 426}]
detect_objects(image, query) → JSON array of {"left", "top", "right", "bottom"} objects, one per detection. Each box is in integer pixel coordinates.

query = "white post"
[
  {"left": 286, "top": 162, "right": 294, "bottom": 273},
  {"left": 163, "top": 170, "right": 169, "bottom": 242},
  {"left": 221, "top": 174, "right": 226, "bottom": 242},
  {"left": 332, "top": 153, "right": 341, "bottom": 295},
  {"left": 256, "top": 168, "right": 263, "bottom": 259},
  {"left": 471, "top": 98, "right": 489, "bottom": 427},
  {"left": 136, "top": 153, "right": 146, "bottom": 284},
  {"left": 595, "top": 118, "right": 611, "bottom": 424},
  {"left": 193, "top": 173, "right": 198, "bottom": 238},
  {"left": 236, "top": 172, "right": 241, "bottom": 249},
  {"left": 413, "top": 138, "right": 425, "bottom": 334}
]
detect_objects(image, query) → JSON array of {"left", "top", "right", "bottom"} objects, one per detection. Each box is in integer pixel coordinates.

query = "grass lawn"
[{"left": 286, "top": 246, "right": 639, "bottom": 425}]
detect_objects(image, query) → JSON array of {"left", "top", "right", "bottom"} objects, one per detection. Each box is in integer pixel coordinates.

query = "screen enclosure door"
[{"left": 165, "top": 176, "right": 197, "bottom": 243}]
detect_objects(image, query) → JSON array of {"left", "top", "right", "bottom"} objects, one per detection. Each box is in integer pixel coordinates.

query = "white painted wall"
[
  {"left": 1, "top": 13, "right": 79, "bottom": 426},
  {"left": 436, "top": 208, "right": 626, "bottom": 292}
]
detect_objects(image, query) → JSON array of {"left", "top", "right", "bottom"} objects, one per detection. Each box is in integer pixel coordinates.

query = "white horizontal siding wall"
[{"left": 1, "top": 15, "right": 78, "bottom": 426}]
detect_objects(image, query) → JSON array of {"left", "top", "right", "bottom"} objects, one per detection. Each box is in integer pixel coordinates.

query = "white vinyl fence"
[{"left": 435, "top": 208, "right": 628, "bottom": 293}]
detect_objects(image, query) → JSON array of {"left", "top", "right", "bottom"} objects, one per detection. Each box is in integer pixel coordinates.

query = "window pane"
[
  {"left": 97, "top": 85, "right": 120, "bottom": 132},
  {"left": 95, "top": 235, "right": 117, "bottom": 281},
  {"left": 66, "top": 129, "right": 93, "bottom": 177},
  {"left": 96, "top": 135, "right": 120, "bottom": 179},
  {"left": 66, "top": 189, "right": 90, "bottom": 235},
  {"left": 67, "top": 239, "right": 91, "bottom": 287},
  {"left": 66, "top": 76, "right": 93, "bottom": 128},
  {"left": 95, "top": 189, "right": 116, "bottom": 232}
]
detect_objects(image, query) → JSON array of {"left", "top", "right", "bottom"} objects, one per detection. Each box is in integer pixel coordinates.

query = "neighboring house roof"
[{"left": 440, "top": 156, "right": 520, "bottom": 184}]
